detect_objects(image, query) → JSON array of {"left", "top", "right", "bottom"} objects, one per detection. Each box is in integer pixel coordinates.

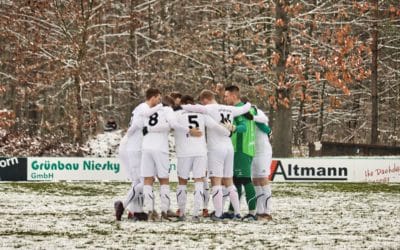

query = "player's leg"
[
  {"left": 223, "top": 148, "right": 241, "bottom": 218},
  {"left": 155, "top": 151, "right": 172, "bottom": 221},
  {"left": 252, "top": 153, "right": 273, "bottom": 220},
  {"left": 114, "top": 139, "right": 131, "bottom": 220},
  {"left": 141, "top": 151, "right": 157, "bottom": 220},
  {"left": 202, "top": 175, "right": 210, "bottom": 217},
  {"left": 208, "top": 150, "right": 224, "bottom": 220},
  {"left": 176, "top": 157, "right": 191, "bottom": 218},
  {"left": 192, "top": 156, "right": 207, "bottom": 220}
]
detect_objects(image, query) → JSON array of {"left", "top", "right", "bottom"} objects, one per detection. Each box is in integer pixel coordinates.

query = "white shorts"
[
  {"left": 119, "top": 148, "right": 141, "bottom": 181},
  {"left": 207, "top": 147, "right": 234, "bottom": 178},
  {"left": 177, "top": 156, "right": 207, "bottom": 179},
  {"left": 140, "top": 150, "right": 169, "bottom": 179},
  {"left": 251, "top": 153, "right": 272, "bottom": 178}
]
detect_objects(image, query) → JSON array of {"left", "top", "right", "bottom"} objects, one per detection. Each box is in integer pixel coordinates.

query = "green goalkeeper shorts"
[{"left": 233, "top": 151, "right": 253, "bottom": 178}]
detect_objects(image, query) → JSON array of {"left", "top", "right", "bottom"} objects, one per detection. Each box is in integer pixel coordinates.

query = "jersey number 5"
[{"left": 188, "top": 115, "right": 199, "bottom": 129}]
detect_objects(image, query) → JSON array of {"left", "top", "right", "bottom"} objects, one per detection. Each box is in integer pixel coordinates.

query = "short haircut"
[
  {"left": 225, "top": 85, "right": 240, "bottom": 93},
  {"left": 162, "top": 95, "right": 175, "bottom": 107},
  {"left": 170, "top": 91, "right": 182, "bottom": 100},
  {"left": 180, "top": 95, "right": 195, "bottom": 105},
  {"left": 199, "top": 90, "right": 215, "bottom": 101},
  {"left": 145, "top": 88, "right": 161, "bottom": 100}
]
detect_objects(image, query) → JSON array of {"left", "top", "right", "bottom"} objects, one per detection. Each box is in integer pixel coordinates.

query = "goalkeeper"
[{"left": 223, "top": 85, "right": 259, "bottom": 221}]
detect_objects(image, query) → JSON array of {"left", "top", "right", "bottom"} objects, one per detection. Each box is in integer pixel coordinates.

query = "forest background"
[{"left": 0, "top": 0, "right": 399, "bottom": 157}]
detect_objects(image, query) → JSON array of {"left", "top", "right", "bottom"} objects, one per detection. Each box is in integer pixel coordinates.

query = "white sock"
[
  {"left": 263, "top": 184, "right": 272, "bottom": 215},
  {"left": 211, "top": 185, "right": 223, "bottom": 217},
  {"left": 193, "top": 182, "right": 203, "bottom": 217},
  {"left": 222, "top": 186, "right": 229, "bottom": 211},
  {"left": 160, "top": 185, "right": 171, "bottom": 213},
  {"left": 203, "top": 180, "right": 210, "bottom": 209},
  {"left": 176, "top": 185, "right": 187, "bottom": 216},
  {"left": 123, "top": 180, "right": 142, "bottom": 209},
  {"left": 132, "top": 182, "right": 144, "bottom": 213},
  {"left": 143, "top": 185, "right": 154, "bottom": 213},
  {"left": 227, "top": 185, "right": 240, "bottom": 215},
  {"left": 254, "top": 185, "right": 264, "bottom": 214}
]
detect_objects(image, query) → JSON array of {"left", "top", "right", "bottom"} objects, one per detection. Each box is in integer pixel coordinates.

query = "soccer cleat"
[
  {"left": 148, "top": 211, "right": 160, "bottom": 222},
  {"left": 114, "top": 201, "right": 124, "bottom": 221},
  {"left": 132, "top": 212, "right": 148, "bottom": 221},
  {"left": 177, "top": 215, "right": 186, "bottom": 222},
  {"left": 233, "top": 214, "right": 242, "bottom": 220},
  {"left": 242, "top": 214, "right": 257, "bottom": 221},
  {"left": 161, "top": 211, "right": 172, "bottom": 221},
  {"left": 191, "top": 216, "right": 200, "bottom": 222},
  {"left": 166, "top": 209, "right": 178, "bottom": 217},
  {"left": 210, "top": 214, "right": 223, "bottom": 222},
  {"left": 127, "top": 211, "right": 134, "bottom": 220},
  {"left": 221, "top": 212, "right": 234, "bottom": 220},
  {"left": 202, "top": 208, "right": 209, "bottom": 217},
  {"left": 257, "top": 213, "right": 273, "bottom": 221}
]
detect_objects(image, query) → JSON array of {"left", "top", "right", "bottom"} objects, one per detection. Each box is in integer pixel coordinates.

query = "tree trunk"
[
  {"left": 272, "top": 0, "right": 292, "bottom": 157},
  {"left": 370, "top": 0, "right": 379, "bottom": 144}
]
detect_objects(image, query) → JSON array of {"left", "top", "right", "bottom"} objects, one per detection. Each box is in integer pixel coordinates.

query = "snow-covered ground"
[{"left": 1, "top": 182, "right": 399, "bottom": 249}]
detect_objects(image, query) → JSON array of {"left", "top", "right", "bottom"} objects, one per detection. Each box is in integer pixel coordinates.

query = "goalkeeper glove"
[
  {"left": 242, "top": 112, "right": 254, "bottom": 120},
  {"left": 142, "top": 126, "right": 148, "bottom": 136}
]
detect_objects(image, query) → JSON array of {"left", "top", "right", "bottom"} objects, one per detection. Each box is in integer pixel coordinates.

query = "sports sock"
[
  {"left": 176, "top": 185, "right": 187, "bottom": 216},
  {"left": 193, "top": 182, "right": 203, "bottom": 217},
  {"left": 244, "top": 180, "right": 257, "bottom": 215},
  {"left": 254, "top": 185, "right": 264, "bottom": 214},
  {"left": 203, "top": 180, "right": 210, "bottom": 209},
  {"left": 143, "top": 184, "right": 154, "bottom": 212},
  {"left": 123, "top": 180, "right": 141, "bottom": 209},
  {"left": 211, "top": 185, "right": 223, "bottom": 217},
  {"left": 227, "top": 185, "right": 240, "bottom": 215},
  {"left": 160, "top": 184, "right": 171, "bottom": 213},
  {"left": 222, "top": 186, "right": 229, "bottom": 211},
  {"left": 263, "top": 184, "right": 272, "bottom": 215}
]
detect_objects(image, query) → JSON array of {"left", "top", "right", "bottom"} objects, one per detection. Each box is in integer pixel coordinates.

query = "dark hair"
[
  {"left": 199, "top": 90, "right": 215, "bottom": 101},
  {"left": 170, "top": 91, "right": 182, "bottom": 100},
  {"left": 145, "top": 88, "right": 161, "bottom": 100},
  {"left": 225, "top": 85, "right": 240, "bottom": 93},
  {"left": 180, "top": 95, "right": 195, "bottom": 105},
  {"left": 162, "top": 95, "right": 175, "bottom": 107}
]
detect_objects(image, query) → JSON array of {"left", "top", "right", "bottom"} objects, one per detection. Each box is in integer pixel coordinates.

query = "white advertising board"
[{"left": 26, "top": 157, "right": 400, "bottom": 182}]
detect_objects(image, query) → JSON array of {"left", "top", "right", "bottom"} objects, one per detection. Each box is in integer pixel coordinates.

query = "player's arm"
[
  {"left": 254, "top": 108, "right": 269, "bottom": 124},
  {"left": 126, "top": 116, "right": 143, "bottom": 136},
  {"left": 231, "top": 102, "right": 251, "bottom": 117},
  {"left": 181, "top": 104, "right": 208, "bottom": 114},
  {"left": 234, "top": 116, "right": 247, "bottom": 133},
  {"left": 204, "top": 115, "right": 231, "bottom": 136}
]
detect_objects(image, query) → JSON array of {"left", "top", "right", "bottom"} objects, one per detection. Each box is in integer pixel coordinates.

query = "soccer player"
[
  {"left": 114, "top": 88, "right": 163, "bottom": 221},
  {"left": 252, "top": 108, "right": 273, "bottom": 220},
  {"left": 141, "top": 95, "right": 202, "bottom": 221},
  {"left": 174, "top": 95, "right": 231, "bottom": 221},
  {"left": 182, "top": 90, "right": 251, "bottom": 221},
  {"left": 223, "top": 85, "right": 258, "bottom": 221}
]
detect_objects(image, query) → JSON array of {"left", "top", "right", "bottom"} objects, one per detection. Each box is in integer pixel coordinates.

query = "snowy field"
[{"left": 1, "top": 182, "right": 399, "bottom": 249}]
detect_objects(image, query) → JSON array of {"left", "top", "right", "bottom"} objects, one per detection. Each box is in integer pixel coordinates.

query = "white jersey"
[
  {"left": 173, "top": 110, "right": 230, "bottom": 157},
  {"left": 124, "top": 102, "right": 161, "bottom": 152},
  {"left": 182, "top": 102, "right": 251, "bottom": 150},
  {"left": 254, "top": 108, "right": 272, "bottom": 156},
  {"left": 142, "top": 107, "right": 172, "bottom": 153}
]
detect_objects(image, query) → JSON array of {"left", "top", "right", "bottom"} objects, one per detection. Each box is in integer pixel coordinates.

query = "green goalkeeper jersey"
[{"left": 231, "top": 102, "right": 256, "bottom": 157}]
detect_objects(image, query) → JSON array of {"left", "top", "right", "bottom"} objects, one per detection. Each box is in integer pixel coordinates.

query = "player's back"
[
  {"left": 204, "top": 104, "right": 234, "bottom": 150},
  {"left": 255, "top": 109, "right": 272, "bottom": 155},
  {"left": 142, "top": 107, "right": 170, "bottom": 153},
  {"left": 174, "top": 110, "right": 207, "bottom": 157}
]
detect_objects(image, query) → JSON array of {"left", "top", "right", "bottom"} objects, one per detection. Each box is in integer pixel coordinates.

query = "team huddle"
[{"left": 114, "top": 85, "right": 273, "bottom": 222}]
